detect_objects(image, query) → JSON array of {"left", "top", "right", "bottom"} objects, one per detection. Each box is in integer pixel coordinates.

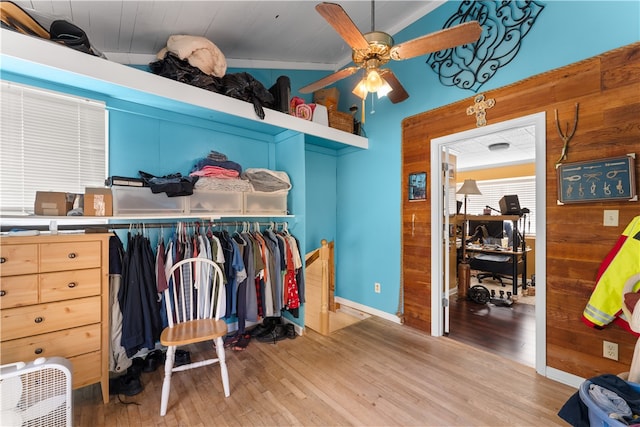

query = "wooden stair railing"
[
  {"left": 305, "top": 239, "right": 334, "bottom": 335},
  {"left": 305, "top": 240, "right": 362, "bottom": 335}
]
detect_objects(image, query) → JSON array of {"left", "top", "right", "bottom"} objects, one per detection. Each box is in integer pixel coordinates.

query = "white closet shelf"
[{"left": 0, "top": 29, "right": 368, "bottom": 151}]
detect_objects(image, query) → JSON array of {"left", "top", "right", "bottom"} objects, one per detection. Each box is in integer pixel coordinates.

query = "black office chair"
[{"left": 476, "top": 271, "right": 510, "bottom": 286}]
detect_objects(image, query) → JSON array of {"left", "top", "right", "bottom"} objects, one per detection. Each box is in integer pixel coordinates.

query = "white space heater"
[{"left": 0, "top": 357, "right": 73, "bottom": 427}]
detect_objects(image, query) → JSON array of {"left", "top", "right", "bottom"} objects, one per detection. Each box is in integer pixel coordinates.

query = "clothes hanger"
[{"left": 232, "top": 222, "right": 247, "bottom": 245}]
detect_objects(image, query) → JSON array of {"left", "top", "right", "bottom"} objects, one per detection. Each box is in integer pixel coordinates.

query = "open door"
[
  {"left": 442, "top": 148, "right": 457, "bottom": 334},
  {"left": 431, "top": 112, "right": 547, "bottom": 376}
]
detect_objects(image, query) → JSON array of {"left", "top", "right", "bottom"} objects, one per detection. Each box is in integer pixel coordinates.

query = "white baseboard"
[
  {"left": 546, "top": 366, "right": 582, "bottom": 389},
  {"left": 334, "top": 297, "right": 403, "bottom": 324}
]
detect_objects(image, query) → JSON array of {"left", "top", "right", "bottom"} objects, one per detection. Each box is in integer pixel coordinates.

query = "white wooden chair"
[{"left": 160, "top": 257, "right": 230, "bottom": 416}]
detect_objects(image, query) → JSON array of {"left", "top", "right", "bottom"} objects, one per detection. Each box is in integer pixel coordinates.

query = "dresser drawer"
[
  {"left": 0, "top": 323, "right": 101, "bottom": 364},
  {"left": 39, "top": 241, "right": 102, "bottom": 272},
  {"left": 69, "top": 350, "right": 102, "bottom": 389},
  {"left": 1, "top": 296, "right": 101, "bottom": 341},
  {"left": 0, "top": 243, "right": 38, "bottom": 276},
  {"left": 0, "top": 274, "right": 38, "bottom": 309},
  {"left": 40, "top": 268, "right": 102, "bottom": 303}
]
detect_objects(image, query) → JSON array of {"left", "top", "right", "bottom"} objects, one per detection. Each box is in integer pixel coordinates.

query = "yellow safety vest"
[{"left": 583, "top": 216, "right": 640, "bottom": 331}]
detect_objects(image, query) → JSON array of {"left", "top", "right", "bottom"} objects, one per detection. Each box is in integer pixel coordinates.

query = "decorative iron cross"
[{"left": 466, "top": 94, "right": 495, "bottom": 127}]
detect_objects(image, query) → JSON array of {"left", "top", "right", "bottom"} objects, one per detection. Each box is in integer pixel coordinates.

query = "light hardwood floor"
[{"left": 74, "top": 317, "right": 575, "bottom": 426}]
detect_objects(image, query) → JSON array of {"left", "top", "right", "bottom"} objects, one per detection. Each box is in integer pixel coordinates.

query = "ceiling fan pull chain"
[{"left": 370, "top": 94, "right": 376, "bottom": 115}]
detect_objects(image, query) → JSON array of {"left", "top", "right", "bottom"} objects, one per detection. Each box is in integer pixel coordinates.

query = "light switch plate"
[{"left": 604, "top": 210, "right": 619, "bottom": 227}]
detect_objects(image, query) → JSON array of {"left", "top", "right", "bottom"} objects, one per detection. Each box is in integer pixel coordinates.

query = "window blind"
[
  {"left": 457, "top": 176, "right": 536, "bottom": 236},
  {"left": 1, "top": 81, "right": 107, "bottom": 215}
]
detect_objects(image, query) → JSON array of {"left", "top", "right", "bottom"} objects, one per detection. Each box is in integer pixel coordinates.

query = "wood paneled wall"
[{"left": 401, "top": 43, "right": 640, "bottom": 378}]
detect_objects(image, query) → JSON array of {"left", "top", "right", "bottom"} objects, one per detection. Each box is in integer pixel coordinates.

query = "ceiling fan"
[{"left": 299, "top": 2, "right": 482, "bottom": 104}]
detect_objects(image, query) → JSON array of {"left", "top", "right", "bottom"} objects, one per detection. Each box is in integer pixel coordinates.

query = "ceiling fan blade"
[
  {"left": 390, "top": 21, "right": 482, "bottom": 60},
  {"left": 299, "top": 67, "right": 360, "bottom": 94},
  {"left": 316, "top": 2, "right": 369, "bottom": 50},
  {"left": 379, "top": 70, "right": 409, "bottom": 104}
]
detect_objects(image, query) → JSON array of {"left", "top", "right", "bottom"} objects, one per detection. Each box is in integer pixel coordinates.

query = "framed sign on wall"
[
  {"left": 556, "top": 153, "right": 637, "bottom": 204},
  {"left": 409, "top": 172, "right": 427, "bottom": 201}
]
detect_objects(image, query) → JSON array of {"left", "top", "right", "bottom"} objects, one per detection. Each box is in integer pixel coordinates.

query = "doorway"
[{"left": 430, "top": 112, "right": 547, "bottom": 375}]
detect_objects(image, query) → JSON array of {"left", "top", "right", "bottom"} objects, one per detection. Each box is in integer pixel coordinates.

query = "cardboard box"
[
  {"left": 34, "top": 191, "right": 74, "bottom": 216},
  {"left": 84, "top": 187, "right": 113, "bottom": 216},
  {"left": 313, "top": 87, "right": 339, "bottom": 111}
]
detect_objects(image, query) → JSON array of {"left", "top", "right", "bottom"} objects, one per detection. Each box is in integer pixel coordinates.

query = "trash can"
[{"left": 578, "top": 380, "right": 640, "bottom": 427}]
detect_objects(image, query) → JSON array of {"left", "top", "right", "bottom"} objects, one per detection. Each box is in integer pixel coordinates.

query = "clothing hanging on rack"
[
  {"left": 119, "top": 229, "right": 163, "bottom": 358},
  {"left": 108, "top": 234, "right": 132, "bottom": 374},
  {"left": 108, "top": 220, "right": 303, "bottom": 353}
]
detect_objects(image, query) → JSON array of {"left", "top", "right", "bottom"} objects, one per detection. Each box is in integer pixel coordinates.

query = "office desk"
[{"left": 467, "top": 245, "right": 530, "bottom": 296}]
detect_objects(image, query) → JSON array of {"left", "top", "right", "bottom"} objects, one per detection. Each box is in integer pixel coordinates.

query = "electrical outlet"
[
  {"left": 374, "top": 282, "right": 381, "bottom": 293},
  {"left": 603, "top": 340, "right": 618, "bottom": 361}
]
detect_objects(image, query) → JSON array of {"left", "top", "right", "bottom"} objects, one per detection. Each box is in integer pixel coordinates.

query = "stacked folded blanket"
[{"left": 190, "top": 151, "right": 290, "bottom": 193}]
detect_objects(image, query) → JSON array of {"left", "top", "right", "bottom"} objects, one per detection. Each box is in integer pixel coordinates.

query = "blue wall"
[
  {"left": 326, "top": 1, "right": 639, "bottom": 314},
  {"left": 305, "top": 149, "right": 338, "bottom": 250}
]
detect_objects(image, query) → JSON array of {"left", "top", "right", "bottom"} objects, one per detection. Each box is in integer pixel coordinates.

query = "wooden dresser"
[{"left": 0, "top": 233, "right": 111, "bottom": 403}]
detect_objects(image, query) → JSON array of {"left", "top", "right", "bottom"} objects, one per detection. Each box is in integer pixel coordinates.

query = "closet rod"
[{"left": 1, "top": 220, "right": 290, "bottom": 233}]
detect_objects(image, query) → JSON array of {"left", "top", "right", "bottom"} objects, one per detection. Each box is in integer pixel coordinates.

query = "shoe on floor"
[
  {"left": 174, "top": 349, "right": 191, "bottom": 367},
  {"left": 257, "top": 324, "right": 288, "bottom": 343},
  {"left": 286, "top": 324, "right": 297, "bottom": 339},
  {"left": 128, "top": 357, "right": 144, "bottom": 377},
  {"left": 251, "top": 317, "right": 282, "bottom": 337},
  {"left": 109, "top": 372, "right": 143, "bottom": 396},
  {"left": 143, "top": 349, "right": 165, "bottom": 372}
]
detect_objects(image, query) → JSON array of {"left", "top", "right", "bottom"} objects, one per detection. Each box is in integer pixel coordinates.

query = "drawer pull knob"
[
  {"left": 0, "top": 290, "right": 5, "bottom": 297},
  {"left": 0, "top": 257, "right": 5, "bottom": 263},
  {"left": 68, "top": 282, "right": 77, "bottom": 288},
  {"left": 68, "top": 253, "right": 77, "bottom": 259},
  {"left": 35, "top": 348, "right": 43, "bottom": 355},
  {"left": 34, "top": 317, "right": 44, "bottom": 323}
]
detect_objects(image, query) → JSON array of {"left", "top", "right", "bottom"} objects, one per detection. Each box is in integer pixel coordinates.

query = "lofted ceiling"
[{"left": 6, "top": 0, "right": 536, "bottom": 168}]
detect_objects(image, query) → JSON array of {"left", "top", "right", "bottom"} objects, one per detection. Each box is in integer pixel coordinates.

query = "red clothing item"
[
  {"left": 284, "top": 240, "right": 300, "bottom": 310},
  {"left": 189, "top": 165, "right": 239, "bottom": 178}
]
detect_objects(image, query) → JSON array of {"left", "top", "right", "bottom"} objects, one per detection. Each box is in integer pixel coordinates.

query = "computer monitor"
[
  {"left": 467, "top": 219, "right": 505, "bottom": 244},
  {"left": 499, "top": 195, "right": 521, "bottom": 215}
]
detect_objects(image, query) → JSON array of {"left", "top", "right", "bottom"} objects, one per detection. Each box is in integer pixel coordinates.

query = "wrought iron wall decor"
[{"left": 426, "top": 0, "right": 545, "bottom": 92}]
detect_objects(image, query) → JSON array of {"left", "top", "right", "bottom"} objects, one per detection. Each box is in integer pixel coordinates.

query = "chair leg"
[
  {"left": 214, "top": 337, "right": 230, "bottom": 397},
  {"left": 160, "top": 345, "right": 176, "bottom": 416}
]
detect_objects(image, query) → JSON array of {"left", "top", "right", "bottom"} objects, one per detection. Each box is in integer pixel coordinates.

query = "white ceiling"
[
  {"left": 446, "top": 125, "right": 536, "bottom": 172},
  {"left": 12, "top": 1, "right": 441, "bottom": 69},
  {"left": 7, "top": 0, "right": 536, "bottom": 168}
]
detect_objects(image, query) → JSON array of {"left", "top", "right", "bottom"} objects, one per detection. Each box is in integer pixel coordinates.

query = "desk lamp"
[{"left": 456, "top": 179, "right": 482, "bottom": 299}]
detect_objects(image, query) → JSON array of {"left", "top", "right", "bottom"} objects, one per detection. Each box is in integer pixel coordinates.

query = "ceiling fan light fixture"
[
  {"left": 488, "top": 142, "right": 510, "bottom": 151},
  {"left": 365, "top": 68, "right": 383, "bottom": 92},
  {"left": 352, "top": 79, "right": 368, "bottom": 100},
  {"left": 377, "top": 79, "right": 393, "bottom": 97}
]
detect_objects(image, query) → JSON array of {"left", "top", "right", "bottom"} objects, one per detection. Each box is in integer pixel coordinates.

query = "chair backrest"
[{"left": 164, "top": 257, "right": 225, "bottom": 327}]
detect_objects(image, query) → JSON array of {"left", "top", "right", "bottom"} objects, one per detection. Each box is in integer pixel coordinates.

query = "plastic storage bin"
[
  {"left": 188, "top": 190, "right": 243, "bottom": 215},
  {"left": 243, "top": 192, "right": 288, "bottom": 215},
  {"left": 579, "top": 380, "right": 640, "bottom": 427},
  {"left": 112, "top": 186, "right": 186, "bottom": 216}
]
